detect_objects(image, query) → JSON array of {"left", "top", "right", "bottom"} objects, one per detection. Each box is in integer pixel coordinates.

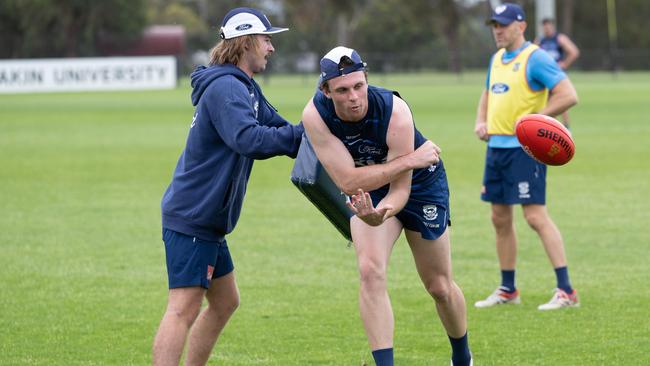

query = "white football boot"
[
  {"left": 538, "top": 288, "right": 580, "bottom": 310},
  {"left": 474, "top": 286, "right": 521, "bottom": 308}
]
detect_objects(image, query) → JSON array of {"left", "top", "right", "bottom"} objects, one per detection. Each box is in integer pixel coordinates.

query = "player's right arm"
[{"left": 302, "top": 100, "right": 439, "bottom": 196}]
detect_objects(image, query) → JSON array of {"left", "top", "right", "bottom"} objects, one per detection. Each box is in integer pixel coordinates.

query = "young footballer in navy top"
[
  {"left": 535, "top": 17, "right": 580, "bottom": 126},
  {"left": 302, "top": 47, "right": 472, "bottom": 366},
  {"left": 154, "top": 8, "right": 303, "bottom": 365}
]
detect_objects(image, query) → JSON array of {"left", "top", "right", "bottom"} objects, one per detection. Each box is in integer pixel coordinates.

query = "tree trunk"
[
  {"left": 560, "top": 0, "right": 575, "bottom": 35},
  {"left": 336, "top": 13, "right": 349, "bottom": 46},
  {"left": 440, "top": 0, "right": 462, "bottom": 73}
]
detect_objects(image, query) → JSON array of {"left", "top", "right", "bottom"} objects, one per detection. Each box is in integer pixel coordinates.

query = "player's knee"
[
  {"left": 207, "top": 291, "right": 240, "bottom": 317},
  {"left": 523, "top": 211, "right": 546, "bottom": 231},
  {"left": 166, "top": 303, "right": 201, "bottom": 326},
  {"left": 357, "top": 260, "right": 387, "bottom": 288},
  {"left": 222, "top": 294, "right": 240, "bottom": 316},
  {"left": 215, "top": 297, "right": 240, "bottom": 318},
  {"left": 491, "top": 212, "right": 512, "bottom": 230},
  {"left": 425, "top": 277, "right": 452, "bottom": 303}
]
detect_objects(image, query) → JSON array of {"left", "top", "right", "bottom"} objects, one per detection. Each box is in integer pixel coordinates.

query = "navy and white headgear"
[
  {"left": 319, "top": 46, "right": 367, "bottom": 87},
  {"left": 219, "top": 7, "right": 289, "bottom": 40}
]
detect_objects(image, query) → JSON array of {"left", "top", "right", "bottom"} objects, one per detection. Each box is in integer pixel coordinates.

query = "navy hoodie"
[{"left": 161, "top": 64, "right": 304, "bottom": 241}]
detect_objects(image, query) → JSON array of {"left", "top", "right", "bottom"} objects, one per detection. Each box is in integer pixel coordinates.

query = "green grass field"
[{"left": 1, "top": 72, "right": 649, "bottom": 365}]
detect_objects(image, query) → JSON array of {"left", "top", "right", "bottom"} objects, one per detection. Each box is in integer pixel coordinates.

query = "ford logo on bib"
[{"left": 491, "top": 83, "right": 510, "bottom": 94}]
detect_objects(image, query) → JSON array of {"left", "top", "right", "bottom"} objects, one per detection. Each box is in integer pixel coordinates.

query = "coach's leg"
[
  {"left": 522, "top": 204, "right": 566, "bottom": 267},
  {"left": 492, "top": 204, "right": 517, "bottom": 270},
  {"left": 405, "top": 228, "right": 467, "bottom": 337},
  {"left": 352, "top": 216, "right": 403, "bottom": 351},
  {"left": 185, "top": 271, "right": 240, "bottom": 366},
  {"left": 153, "top": 287, "right": 205, "bottom": 366},
  {"left": 523, "top": 204, "right": 577, "bottom": 307}
]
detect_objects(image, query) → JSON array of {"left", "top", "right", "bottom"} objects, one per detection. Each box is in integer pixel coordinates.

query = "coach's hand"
[
  {"left": 409, "top": 140, "right": 441, "bottom": 169},
  {"left": 347, "top": 189, "right": 392, "bottom": 227},
  {"left": 474, "top": 121, "right": 488, "bottom": 141}
]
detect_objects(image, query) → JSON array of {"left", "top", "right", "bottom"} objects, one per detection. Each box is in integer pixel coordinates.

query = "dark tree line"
[
  {"left": 2, "top": 0, "right": 649, "bottom": 70},
  {"left": 0, "top": 0, "right": 146, "bottom": 58}
]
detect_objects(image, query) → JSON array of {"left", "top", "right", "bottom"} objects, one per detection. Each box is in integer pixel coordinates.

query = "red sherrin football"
[{"left": 515, "top": 114, "right": 575, "bottom": 166}]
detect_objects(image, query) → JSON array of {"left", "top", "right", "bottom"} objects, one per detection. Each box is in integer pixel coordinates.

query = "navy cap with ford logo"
[
  {"left": 486, "top": 3, "right": 526, "bottom": 25},
  {"left": 219, "top": 7, "right": 289, "bottom": 40}
]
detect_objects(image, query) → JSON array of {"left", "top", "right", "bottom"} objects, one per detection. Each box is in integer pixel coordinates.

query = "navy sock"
[
  {"left": 371, "top": 348, "right": 393, "bottom": 366},
  {"left": 500, "top": 269, "right": 516, "bottom": 292},
  {"left": 449, "top": 332, "right": 471, "bottom": 366},
  {"left": 554, "top": 266, "right": 573, "bottom": 293}
]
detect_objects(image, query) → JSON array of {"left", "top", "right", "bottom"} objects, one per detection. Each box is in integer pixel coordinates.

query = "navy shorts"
[
  {"left": 481, "top": 147, "right": 547, "bottom": 205},
  {"left": 162, "top": 228, "right": 234, "bottom": 289},
  {"left": 369, "top": 167, "right": 451, "bottom": 241}
]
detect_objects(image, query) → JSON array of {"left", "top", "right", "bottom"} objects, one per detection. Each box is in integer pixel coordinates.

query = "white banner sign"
[{"left": 0, "top": 56, "right": 177, "bottom": 93}]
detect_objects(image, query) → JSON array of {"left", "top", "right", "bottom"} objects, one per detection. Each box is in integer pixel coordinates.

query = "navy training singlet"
[
  {"left": 312, "top": 85, "right": 442, "bottom": 194},
  {"left": 539, "top": 34, "right": 564, "bottom": 62}
]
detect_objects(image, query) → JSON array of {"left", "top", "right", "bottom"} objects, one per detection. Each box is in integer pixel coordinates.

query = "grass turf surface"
[{"left": 1, "top": 72, "right": 649, "bottom": 365}]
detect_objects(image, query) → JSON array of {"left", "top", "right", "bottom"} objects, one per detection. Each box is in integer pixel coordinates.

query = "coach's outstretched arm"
[
  {"left": 302, "top": 99, "right": 439, "bottom": 196},
  {"left": 204, "top": 79, "right": 303, "bottom": 160}
]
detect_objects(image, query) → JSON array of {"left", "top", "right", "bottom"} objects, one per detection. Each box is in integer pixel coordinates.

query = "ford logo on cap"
[
  {"left": 220, "top": 8, "right": 289, "bottom": 39},
  {"left": 235, "top": 24, "right": 252, "bottom": 31}
]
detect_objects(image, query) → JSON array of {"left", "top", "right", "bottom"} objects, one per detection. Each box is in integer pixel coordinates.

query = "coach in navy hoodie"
[
  {"left": 153, "top": 8, "right": 303, "bottom": 365},
  {"left": 161, "top": 62, "right": 301, "bottom": 240}
]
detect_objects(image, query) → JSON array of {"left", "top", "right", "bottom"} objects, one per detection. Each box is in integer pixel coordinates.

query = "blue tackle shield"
[{"left": 290, "top": 133, "right": 353, "bottom": 241}]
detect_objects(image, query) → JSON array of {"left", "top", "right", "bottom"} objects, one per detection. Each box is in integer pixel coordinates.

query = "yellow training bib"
[{"left": 487, "top": 44, "right": 548, "bottom": 136}]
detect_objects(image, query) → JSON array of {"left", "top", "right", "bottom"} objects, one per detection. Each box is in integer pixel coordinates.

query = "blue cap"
[
  {"left": 487, "top": 3, "right": 526, "bottom": 25},
  {"left": 219, "top": 7, "right": 288, "bottom": 40},
  {"left": 319, "top": 46, "right": 367, "bottom": 86}
]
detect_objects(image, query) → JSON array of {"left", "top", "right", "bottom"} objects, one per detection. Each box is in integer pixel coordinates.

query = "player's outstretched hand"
[
  {"left": 346, "top": 189, "right": 392, "bottom": 227},
  {"left": 410, "top": 140, "right": 441, "bottom": 169}
]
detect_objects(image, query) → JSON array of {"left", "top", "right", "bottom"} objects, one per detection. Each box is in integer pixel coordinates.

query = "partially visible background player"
[
  {"left": 153, "top": 8, "right": 303, "bottom": 366},
  {"left": 535, "top": 17, "right": 580, "bottom": 126},
  {"left": 303, "top": 46, "right": 472, "bottom": 366},
  {"left": 473, "top": 3, "right": 580, "bottom": 311}
]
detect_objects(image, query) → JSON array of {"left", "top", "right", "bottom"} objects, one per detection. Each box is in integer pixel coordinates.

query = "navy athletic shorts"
[
  {"left": 369, "top": 166, "right": 451, "bottom": 241},
  {"left": 162, "top": 228, "right": 234, "bottom": 289},
  {"left": 481, "top": 147, "right": 547, "bottom": 205}
]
